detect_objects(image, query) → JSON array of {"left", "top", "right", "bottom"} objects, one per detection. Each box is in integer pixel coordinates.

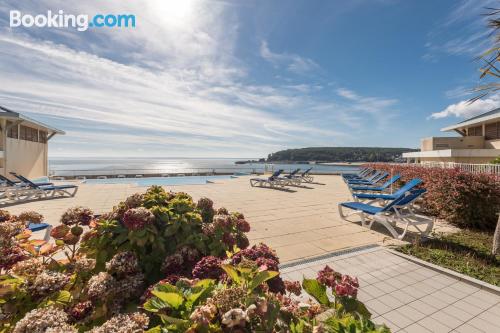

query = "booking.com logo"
[{"left": 10, "top": 10, "right": 136, "bottom": 31}]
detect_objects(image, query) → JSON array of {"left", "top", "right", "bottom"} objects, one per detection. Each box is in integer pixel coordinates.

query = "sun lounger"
[
  {"left": 27, "top": 222, "right": 53, "bottom": 242},
  {"left": 349, "top": 174, "right": 401, "bottom": 193},
  {"left": 295, "top": 167, "right": 314, "bottom": 183},
  {"left": 353, "top": 178, "right": 422, "bottom": 203},
  {"left": 10, "top": 172, "right": 78, "bottom": 198},
  {"left": 279, "top": 169, "right": 302, "bottom": 185},
  {"left": 347, "top": 171, "right": 388, "bottom": 185},
  {"left": 250, "top": 170, "right": 285, "bottom": 188},
  {"left": 339, "top": 188, "right": 433, "bottom": 239},
  {"left": 342, "top": 167, "right": 372, "bottom": 180},
  {"left": 0, "top": 174, "right": 53, "bottom": 187}
]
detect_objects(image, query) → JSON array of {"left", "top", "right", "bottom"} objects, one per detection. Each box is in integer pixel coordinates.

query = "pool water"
[{"left": 83, "top": 175, "right": 234, "bottom": 186}]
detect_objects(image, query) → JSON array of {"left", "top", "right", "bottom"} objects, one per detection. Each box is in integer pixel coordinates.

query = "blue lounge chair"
[
  {"left": 28, "top": 222, "right": 52, "bottom": 242},
  {"left": 0, "top": 174, "right": 53, "bottom": 187},
  {"left": 339, "top": 189, "right": 433, "bottom": 239},
  {"left": 347, "top": 171, "right": 388, "bottom": 185},
  {"left": 10, "top": 172, "right": 78, "bottom": 198},
  {"left": 250, "top": 170, "right": 285, "bottom": 188},
  {"left": 349, "top": 174, "right": 401, "bottom": 192},
  {"left": 342, "top": 167, "right": 372, "bottom": 180},
  {"left": 353, "top": 178, "right": 422, "bottom": 202}
]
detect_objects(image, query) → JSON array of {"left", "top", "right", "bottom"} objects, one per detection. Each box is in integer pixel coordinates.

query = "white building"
[
  {"left": 0, "top": 106, "right": 64, "bottom": 178},
  {"left": 403, "top": 108, "right": 500, "bottom": 163}
]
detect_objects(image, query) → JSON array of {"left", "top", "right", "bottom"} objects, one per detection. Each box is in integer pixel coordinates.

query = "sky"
[{"left": 0, "top": 0, "right": 498, "bottom": 158}]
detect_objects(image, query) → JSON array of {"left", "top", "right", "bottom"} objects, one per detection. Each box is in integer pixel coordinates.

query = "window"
[
  {"left": 467, "top": 126, "right": 483, "bottom": 136},
  {"left": 485, "top": 122, "right": 500, "bottom": 140},
  {"left": 6, "top": 121, "right": 18, "bottom": 139},
  {"left": 19, "top": 125, "right": 39, "bottom": 142},
  {"left": 39, "top": 131, "right": 48, "bottom": 143}
]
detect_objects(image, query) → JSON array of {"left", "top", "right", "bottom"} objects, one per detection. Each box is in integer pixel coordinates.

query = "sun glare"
[{"left": 152, "top": 0, "right": 197, "bottom": 27}]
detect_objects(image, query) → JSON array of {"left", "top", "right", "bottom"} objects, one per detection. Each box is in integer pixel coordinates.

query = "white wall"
[{"left": 5, "top": 138, "right": 48, "bottom": 179}]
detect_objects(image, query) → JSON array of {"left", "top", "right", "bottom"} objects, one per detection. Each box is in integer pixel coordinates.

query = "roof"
[
  {"left": 0, "top": 106, "right": 65, "bottom": 135},
  {"left": 441, "top": 107, "right": 500, "bottom": 132}
]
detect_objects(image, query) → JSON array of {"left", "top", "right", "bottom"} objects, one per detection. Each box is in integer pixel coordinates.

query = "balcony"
[{"left": 420, "top": 136, "right": 485, "bottom": 151}]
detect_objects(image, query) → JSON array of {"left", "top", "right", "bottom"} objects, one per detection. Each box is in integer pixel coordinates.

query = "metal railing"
[{"left": 397, "top": 162, "right": 500, "bottom": 175}]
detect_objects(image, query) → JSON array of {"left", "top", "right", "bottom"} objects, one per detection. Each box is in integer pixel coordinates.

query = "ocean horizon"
[{"left": 48, "top": 157, "right": 359, "bottom": 176}]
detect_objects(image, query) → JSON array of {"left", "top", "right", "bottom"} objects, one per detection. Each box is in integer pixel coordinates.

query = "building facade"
[
  {"left": 403, "top": 108, "right": 500, "bottom": 163},
  {"left": 0, "top": 106, "right": 64, "bottom": 178}
]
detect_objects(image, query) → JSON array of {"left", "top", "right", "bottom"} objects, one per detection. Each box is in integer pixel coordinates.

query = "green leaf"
[
  {"left": 248, "top": 271, "right": 279, "bottom": 292},
  {"left": 221, "top": 264, "right": 240, "bottom": 284},
  {"left": 302, "top": 278, "right": 330, "bottom": 306},
  {"left": 145, "top": 326, "right": 162, "bottom": 333},
  {"left": 54, "top": 290, "right": 72, "bottom": 305},
  {"left": 151, "top": 291, "right": 183, "bottom": 309},
  {"left": 157, "top": 314, "right": 189, "bottom": 325}
]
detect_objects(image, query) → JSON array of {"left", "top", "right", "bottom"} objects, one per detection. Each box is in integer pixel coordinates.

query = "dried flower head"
[
  {"left": 221, "top": 308, "right": 249, "bottom": 328},
  {"left": 190, "top": 303, "right": 217, "bottom": 325},
  {"left": 213, "top": 215, "right": 233, "bottom": 229},
  {"left": 236, "top": 219, "right": 250, "bottom": 233},
  {"left": 284, "top": 280, "right": 302, "bottom": 296},
  {"left": 236, "top": 234, "right": 250, "bottom": 249},
  {"left": 88, "top": 312, "right": 149, "bottom": 333},
  {"left": 17, "top": 211, "right": 44, "bottom": 224},
  {"left": 10, "top": 258, "right": 45, "bottom": 278},
  {"left": 86, "top": 272, "right": 116, "bottom": 299},
  {"left": 192, "top": 256, "right": 223, "bottom": 280},
  {"left": 105, "top": 251, "right": 139, "bottom": 276},
  {"left": 212, "top": 287, "right": 246, "bottom": 314},
  {"left": 27, "top": 271, "right": 69, "bottom": 297},
  {"left": 161, "top": 253, "right": 184, "bottom": 275},
  {"left": 113, "top": 273, "right": 145, "bottom": 300},
  {"left": 0, "top": 245, "right": 27, "bottom": 271},
  {"left": 216, "top": 207, "right": 229, "bottom": 215},
  {"left": 124, "top": 193, "right": 144, "bottom": 208},
  {"left": 74, "top": 257, "right": 96, "bottom": 273},
  {"left": 178, "top": 246, "right": 201, "bottom": 263},
  {"left": 222, "top": 232, "right": 236, "bottom": 247},
  {"left": 197, "top": 197, "right": 214, "bottom": 210},
  {"left": 122, "top": 207, "right": 155, "bottom": 230},
  {"left": 13, "top": 306, "right": 72, "bottom": 333},
  {"left": 0, "top": 220, "right": 25, "bottom": 240},
  {"left": 60, "top": 206, "right": 94, "bottom": 226},
  {"left": 0, "top": 209, "right": 13, "bottom": 222},
  {"left": 68, "top": 301, "right": 93, "bottom": 321}
]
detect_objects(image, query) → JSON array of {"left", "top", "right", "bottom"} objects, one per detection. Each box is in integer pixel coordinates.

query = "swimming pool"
[{"left": 83, "top": 175, "right": 234, "bottom": 186}]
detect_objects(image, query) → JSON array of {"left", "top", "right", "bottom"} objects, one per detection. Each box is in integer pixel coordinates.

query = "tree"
[{"left": 470, "top": 8, "right": 500, "bottom": 101}]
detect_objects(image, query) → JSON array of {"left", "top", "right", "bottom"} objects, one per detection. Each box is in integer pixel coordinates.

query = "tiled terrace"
[
  {"left": 281, "top": 247, "right": 500, "bottom": 333},
  {"left": 5, "top": 175, "right": 392, "bottom": 263}
]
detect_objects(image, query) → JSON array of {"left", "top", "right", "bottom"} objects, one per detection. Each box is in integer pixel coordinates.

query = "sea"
[{"left": 48, "top": 157, "right": 360, "bottom": 177}]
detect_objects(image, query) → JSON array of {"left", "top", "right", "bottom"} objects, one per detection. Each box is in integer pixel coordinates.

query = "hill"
[{"left": 266, "top": 147, "right": 418, "bottom": 163}]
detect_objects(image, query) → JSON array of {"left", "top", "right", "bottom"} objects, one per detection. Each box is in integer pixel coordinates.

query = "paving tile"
[
  {"left": 440, "top": 304, "right": 477, "bottom": 323},
  {"left": 452, "top": 323, "right": 485, "bottom": 333},
  {"left": 467, "top": 317, "right": 500, "bottom": 332},
  {"left": 429, "top": 311, "right": 465, "bottom": 330},
  {"left": 395, "top": 304, "right": 426, "bottom": 322},
  {"left": 365, "top": 299, "right": 393, "bottom": 316},
  {"left": 378, "top": 293, "right": 405, "bottom": 309},
  {"left": 404, "top": 323, "right": 432, "bottom": 333},
  {"left": 407, "top": 299, "right": 439, "bottom": 316},
  {"left": 383, "top": 309, "right": 414, "bottom": 329},
  {"left": 418, "top": 316, "right": 453, "bottom": 333}
]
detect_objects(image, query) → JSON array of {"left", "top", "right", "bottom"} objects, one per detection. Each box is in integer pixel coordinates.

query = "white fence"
[{"left": 406, "top": 162, "right": 500, "bottom": 175}]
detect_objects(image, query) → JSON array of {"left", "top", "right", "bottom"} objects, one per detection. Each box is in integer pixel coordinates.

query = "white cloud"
[
  {"left": 423, "top": 0, "right": 496, "bottom": 60},
  {"left": 260, "top": 40, "right": 319, "bottom": 74},
  {"left": 430, "top": 93, "right": 500, "bottom": 119}
]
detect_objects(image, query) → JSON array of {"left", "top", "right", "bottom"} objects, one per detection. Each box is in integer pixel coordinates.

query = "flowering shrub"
[
  {"left": 366, "top": 163, "right": 500, "bottom": 230},
  {"left": 0, "top": 186, "right": 389, "bottom": 332}
]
